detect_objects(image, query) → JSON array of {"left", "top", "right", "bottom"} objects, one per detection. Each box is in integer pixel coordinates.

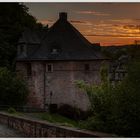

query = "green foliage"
[
  {"left": 7, "top": 107, "right": 16, "bottom": 114},
  {"left": 76, "top": 61, "right": 140, "bottom": 137},
  {"left": 0, "top": 67, "right": 28, "bottom": 106},
  {"left": 57, "top": 104, "right": 90, "bottom": 120},
  {"left": 100, "top": 63, "right": 109, "bottom": 83},
  {"left": 0, "top": 3, "right": 43, "bottom": 70},
  {"left": 102, "top": 47, "right": 127, "bottom": 60},
  {"left": 25, "top": 112, "right": 79, "bottom": 128},
  {"left": 102, "top": 45, "right": 140, "bottom": 61},
  {"left": 111, "top": 61, "right": 140, "bottom": 136}
]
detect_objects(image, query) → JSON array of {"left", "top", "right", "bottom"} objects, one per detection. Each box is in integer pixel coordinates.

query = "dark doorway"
[{"left": 49, "top": 104, "right": 58, "bottom": 113}]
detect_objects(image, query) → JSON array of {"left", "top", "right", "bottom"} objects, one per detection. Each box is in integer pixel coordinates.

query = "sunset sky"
[{"left": 25, "top": 3, "right": 140, "bottom": 46}]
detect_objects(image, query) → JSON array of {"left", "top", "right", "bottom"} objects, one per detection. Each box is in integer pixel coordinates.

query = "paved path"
[{"left": 0, "top": 123, "right": 26, "bottom": 137}]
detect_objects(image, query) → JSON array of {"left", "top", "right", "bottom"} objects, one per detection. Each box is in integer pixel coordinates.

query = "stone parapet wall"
[{"left": 0, "top": 112, "right": 114, "bottom": 137}]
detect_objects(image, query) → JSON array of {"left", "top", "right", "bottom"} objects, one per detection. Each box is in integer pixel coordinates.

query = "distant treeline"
[{"left": 101, "top": 44, "right": 140, "bottom": 60}]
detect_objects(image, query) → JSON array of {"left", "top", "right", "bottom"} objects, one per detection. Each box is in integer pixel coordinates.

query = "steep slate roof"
[
  {"left": 17, "top": 12, "right": 107, "bottom": 61},
  {"left": 18, "top": 29, "right": 40, "bottom": 44},
  {"left": 18, "top": 28, "right": 47, "bottom": 44}
]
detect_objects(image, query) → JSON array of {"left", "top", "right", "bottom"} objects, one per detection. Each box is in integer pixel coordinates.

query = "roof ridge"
[
  {"left": 17, "top": 14, "right": 106, "bottom": 61},
  {"left": 66, "top": 21, "right": 100, "bottom": 58}
]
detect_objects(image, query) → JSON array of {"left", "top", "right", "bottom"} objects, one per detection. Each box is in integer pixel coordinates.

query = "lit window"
[
  {"left": 50, "top": 43, "right": 61, "bottom": 54},
  {"left": 51, "top": 48, "right": 58, "bottom": 54}
]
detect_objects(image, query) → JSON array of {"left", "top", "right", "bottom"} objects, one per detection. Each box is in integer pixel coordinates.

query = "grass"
[
  {"left": 24, "top": 112, "right": 80, "bottom": 128},
  {"left": 3, "top": 108, "right": 85, "bottom": 128},
  {"left": 3, "top": 110, "right": 81, "bottom": 128}
]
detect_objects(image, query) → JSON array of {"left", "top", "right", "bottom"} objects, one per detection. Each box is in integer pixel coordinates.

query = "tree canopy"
[
  {"left": 76, "top": 59, "right": 140, "bottom": 137},
  {"left": 0, "top": 3, "right": 43, "bottom": 69},
  {"left": 0, "top": 3, "right": 43, "bottom": 107},
  {"left": 0, "top": 67, "right": 28, "bottom": 106}
]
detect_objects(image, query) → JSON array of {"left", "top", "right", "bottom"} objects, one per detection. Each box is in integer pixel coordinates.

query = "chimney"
[{"left": 59, "top": 12, "right": 67, "bottom": 21}]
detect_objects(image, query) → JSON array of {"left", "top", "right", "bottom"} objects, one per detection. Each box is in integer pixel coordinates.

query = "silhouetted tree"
[
  {"left": 0, "top": 67, "right": 28, "bottom": 106},
  {"left": 76, "top": 60, "right": 140, "bottom": 137},
  {"left": 0, "top": 3, "right": 43, "bottom": 70}
]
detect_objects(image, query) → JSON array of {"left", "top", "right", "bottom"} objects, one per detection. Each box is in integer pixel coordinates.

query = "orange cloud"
[
  {"left": 70, "top": 20, "right": 93, "bottom": 26},
  {"left": 86, "top": 35, "right": 139, "bottom": 46},
  {"left": 110, "top": 18, "right": 140, "bottom": 24},
  {"left": 38, "top": 18, "right": 140, "bottom": 46},
  {"left": 85, "top": 34, "right": 140, "bottom": 38},
  {"left": 123, "top": 25, "right": 140, "bottom": 30},
  {"left": 76, "top": 10, "right": 110, "bottom": 16},
  {"left": 38, "top": 19, "right": 54, "bottom": 25}
]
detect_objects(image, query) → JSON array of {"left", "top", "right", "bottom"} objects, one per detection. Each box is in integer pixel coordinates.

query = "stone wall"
[
  {"left": 16, "top": 60, "right": 108, "bottom": 111},
  {"left": 0, "top": 112, "right": 114, "bottom": 137},
  {"left": 16, "top": 62, "right": 45, "bottom": 108}
]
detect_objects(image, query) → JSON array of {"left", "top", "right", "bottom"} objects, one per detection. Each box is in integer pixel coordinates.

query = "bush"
[
  {"left": 7, "top": 107, "right": 16, "bottom": 114},
  {"left": 109, "top": 61, "right": 140, "bottom": 136},
  {"left": 76, "top": 61, "right": 140, "bottom": 137},
  {"left": 0, "top": 67, "right": 28, "bottom": 106},
  {"left": 49, "top": 104, "right": 58, "bottom": 113},
  {"left": 57, "top": 104, "right": 90, "bottom": 120}
]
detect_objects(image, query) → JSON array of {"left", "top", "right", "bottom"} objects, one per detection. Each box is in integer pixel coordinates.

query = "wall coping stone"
[{"left": 0, "top": 112, "right": 117, "bottom": 137}]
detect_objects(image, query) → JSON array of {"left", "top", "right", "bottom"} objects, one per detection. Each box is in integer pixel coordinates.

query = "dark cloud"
[
  {"left": 70, "top": 20, "right": 92, "bottom": 25},
  {"left": 38, "top": 19, "right": 54, "bottom": 25},
  {"left": 70, "top": 20, "right": 86, "bottom": 24},
  {"left": 75, "top": 10, "right": 110, "bottom": 16}
]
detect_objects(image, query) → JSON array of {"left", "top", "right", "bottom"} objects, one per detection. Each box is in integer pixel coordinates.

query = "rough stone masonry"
[{"left": 16, "top": 12, "right": 109, "bottom": 111}]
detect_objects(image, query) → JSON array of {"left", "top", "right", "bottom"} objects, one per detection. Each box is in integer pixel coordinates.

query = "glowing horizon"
[{"left": 26, "top": 3, "right": 140, "bottom": 46}]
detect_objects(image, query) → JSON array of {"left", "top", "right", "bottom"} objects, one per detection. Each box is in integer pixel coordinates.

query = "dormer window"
[
  {"left": 51, "top": 48, "right": 58, "bottom": 54},
  {"left": 18, "top": 44, "right": 27, "bottom": 57},
  {"left": 50, "top": 42, "right": 61, "bottom": 54}
]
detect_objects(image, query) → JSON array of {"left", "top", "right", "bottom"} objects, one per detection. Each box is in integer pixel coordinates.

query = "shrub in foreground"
[
  {"left": 0, "top": 67, "right": 28, "bottom": 107},
  {"left": 58, "top": 104, "right": 91, "bottom": 120},
  {"left": 76, "top": 61, "right": 140, "bottom": 137},
  {"left": 7, "top": 107, "right": 17, "bottom": 114}
]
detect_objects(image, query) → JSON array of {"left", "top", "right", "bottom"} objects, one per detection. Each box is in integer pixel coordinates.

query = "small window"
[
  {"left": 47, "top": 64, "right": 53, "bottom": 72},
  {"left": 119, "top": 63, "right": 124, "bottom": 69},
  {"left": 115, "top": 73, "right": 118, "bottom": 79},
  {"left": 51, "top": 48, "right": 58, "bottom": 54},
  {"left": 20, "top": 45, "right": 24, "bottom": 54},
  {"left": 85, "top": 64, "right": 90, "bottom": 71},
  {"left": 27, "top": 63, "right": 32, "bottom": 76},
  {"left": 122, "top": 72, "right": 125, "bottom": 77},
  {"left": 118, "top": 73, "right": 121, "bottom": 79},
  {"left": 50, "top": 42, "right": 61, "bottom": 54}
]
